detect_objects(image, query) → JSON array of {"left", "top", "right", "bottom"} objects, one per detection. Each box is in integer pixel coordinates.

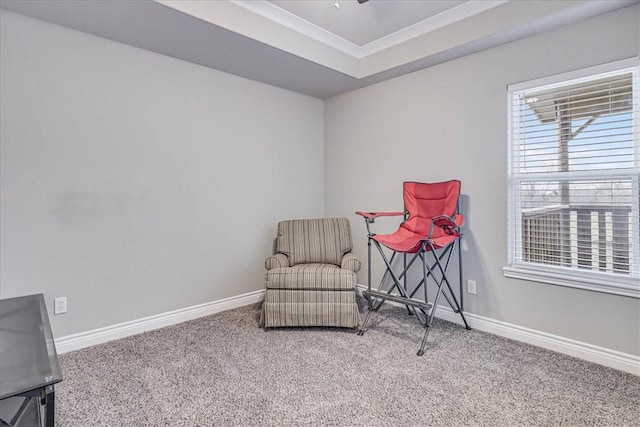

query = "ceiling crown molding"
[
  {"left": 357, "top": 0, "right": 508, "bottom": 57},
  {"left": 232, "top": 0, "right": 509, "bottom": 59},
  {"left": 231, "top": 0, "right": 362, "bottom": 57},
  {"left": 156, "top": 0, "right": 359, "bottom": 76},
  {"left": 157, "top": 0, "right": 638, "bottom": 79}
]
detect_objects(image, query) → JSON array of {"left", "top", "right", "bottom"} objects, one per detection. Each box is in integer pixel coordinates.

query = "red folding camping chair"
[{"left": 356, "top": 180, "right": 471, "bottom": 356}]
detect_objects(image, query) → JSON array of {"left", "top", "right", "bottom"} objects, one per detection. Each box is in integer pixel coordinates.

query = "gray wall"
[
  {"left": 2, "top": 5, "right": 639, "bottom": 357},
  {"left": 0, "top": 11, "right": 324, "bottom": 337},
  {"left": 324, "top": 4, "right": 640, "bottom": 356}
]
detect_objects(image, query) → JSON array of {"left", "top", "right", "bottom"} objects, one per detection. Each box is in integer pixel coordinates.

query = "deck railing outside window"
[{"left": 522, "top": 205, "right": 633, "bottom": 274}]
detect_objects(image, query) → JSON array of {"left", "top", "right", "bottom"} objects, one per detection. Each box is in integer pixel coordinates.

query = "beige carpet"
[{"left": 56, "top": 300, "right": 640, "bottom": 426}]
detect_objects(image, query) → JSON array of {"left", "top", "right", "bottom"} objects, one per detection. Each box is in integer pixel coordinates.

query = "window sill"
[{"left": 503, "top": 265, "right": 639, "bottom": 299}]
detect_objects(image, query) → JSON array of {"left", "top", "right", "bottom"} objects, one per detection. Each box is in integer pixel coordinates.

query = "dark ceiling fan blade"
[{"left": 357, "top": 0, "right": 369, "bottom": 3}]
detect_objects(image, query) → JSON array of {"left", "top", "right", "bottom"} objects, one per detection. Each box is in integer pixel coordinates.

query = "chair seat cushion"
[
  {"left": 373, "top": 226, "right": 459, "bottom": 253},
  {"left": 265, "top": 263, "right": 356, "bottom": 290}
]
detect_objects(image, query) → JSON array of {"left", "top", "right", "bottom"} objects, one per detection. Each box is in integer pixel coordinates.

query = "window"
[{"left": 505, "top": 59, "right": 639, "bottom": 298}]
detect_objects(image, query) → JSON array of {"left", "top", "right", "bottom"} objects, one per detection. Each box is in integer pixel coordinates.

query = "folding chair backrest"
[
  {"left": 401, "top": 181, "right": 461, "bottom": 237},
  {"left": 276, "top": 218, "right": 353, "bottom": 267}
]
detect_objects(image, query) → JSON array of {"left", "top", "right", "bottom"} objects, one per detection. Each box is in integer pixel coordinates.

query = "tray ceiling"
[{"left": 1, "top": 0, "right": 637, "bottom": 98}]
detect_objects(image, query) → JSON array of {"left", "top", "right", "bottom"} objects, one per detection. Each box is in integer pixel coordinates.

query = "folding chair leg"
[
  {"left": 459, "top": 310, "right": 472, "bottom": 330},
  {"left": 417, "top": 326, "right": 431, "bottom": 356},
  {"left": 403, "top": 253, "right": 414, "bottom": 316},
  {"left": 429, "top": 241, "right": 472, "bottom": 331},
  {"left": 415, "top": 244, "right": 449, "bottom": 355},
  {"left": 358, "top": 308, "right": 374, "bottom": 336}
]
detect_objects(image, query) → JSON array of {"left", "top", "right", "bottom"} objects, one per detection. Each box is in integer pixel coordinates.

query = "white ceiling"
[
  {"left": 1, "top": 0, "right": 637, "bottom": 99},
  {"left": 266, "top": 0, "right": 469, "bottom": 46}
]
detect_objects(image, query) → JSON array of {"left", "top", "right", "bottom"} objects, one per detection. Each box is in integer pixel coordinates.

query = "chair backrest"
[
  {"left": 276, "top": 218, "right": 353, "bottom": 267},
  {"left": 402, "top": 181, "right": 461, "bottom": 236}
]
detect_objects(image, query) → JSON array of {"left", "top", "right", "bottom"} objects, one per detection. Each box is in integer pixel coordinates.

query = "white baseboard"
[
  {"left": 54, "top": 289, "right": 265, "bottom": 354},
  {"left": 356, "top": 285, "right": 639, "bottom": 375},
  {"left": 56, "top": 286, "right": 639, "bottom": 376}
]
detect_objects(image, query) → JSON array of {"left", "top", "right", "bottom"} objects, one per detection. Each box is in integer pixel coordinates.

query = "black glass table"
[{"left": 0, "top": 294, "right": 63, "bottom": 427}]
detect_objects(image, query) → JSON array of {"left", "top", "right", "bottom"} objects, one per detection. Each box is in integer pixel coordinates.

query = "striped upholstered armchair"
[{"left": 262, "top": 218, "right": 362, "bottom": 328}]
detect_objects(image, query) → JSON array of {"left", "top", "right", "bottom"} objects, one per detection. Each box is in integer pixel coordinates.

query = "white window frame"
[{"left": 504, "top": 58, "right": 640, "bottom": 298}]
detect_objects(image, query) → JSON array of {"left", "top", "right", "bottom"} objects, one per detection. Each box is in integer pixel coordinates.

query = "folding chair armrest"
[
  {"left": 429, "top": 214, "right": 463, "bottom": 238},
  {"left": 341, "top": 252, "right": 361, "bottom": 272},
  {"left": 355, "top": 211, "right": 405, "bottom": 220},
  {"left": 265, "top": 253, "right": 290, "bottom": 270},
  {"left": 356, "top": 210, "right": 405, "bottom": 236}
]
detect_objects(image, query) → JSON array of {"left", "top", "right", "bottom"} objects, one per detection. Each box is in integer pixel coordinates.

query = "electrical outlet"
[
  {"left": 54, "top": 297, "right": 67, "bottom": 315},
  {"left": 467, "top": 280, "right": 477, "bottom": 295}
]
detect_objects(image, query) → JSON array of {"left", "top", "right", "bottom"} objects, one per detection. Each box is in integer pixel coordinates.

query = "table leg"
[{"left": 45, "top": 386, "right": 55, "bottom": 427}]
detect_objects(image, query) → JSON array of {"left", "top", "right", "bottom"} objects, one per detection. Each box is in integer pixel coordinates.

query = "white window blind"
[{"left": 506, "top": 59, "right": 639, "bottom": 297}]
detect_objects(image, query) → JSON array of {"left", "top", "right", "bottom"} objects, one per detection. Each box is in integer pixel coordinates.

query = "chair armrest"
[
  {"left": 430, "top": 214, "right": 464, "bottom": 238},
  {"left": 454, "top": 214, "right": 464, "bottom": 228},
  {"left": 355, "top": 211, "right": 405, "bottom": 220},
  {"left": 265, "top": 253, "right": 290, "bottom": 270},
  {"left": 356, "top": 210, "right": 405, "bottom": 236},
  {"left": 341, "top": 252, "right": 361, "bottom": 272}
]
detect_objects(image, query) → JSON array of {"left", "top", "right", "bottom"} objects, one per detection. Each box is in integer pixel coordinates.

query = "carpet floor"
[{"left": 56, "top": 300, "right": 640, "bottom": 426}]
